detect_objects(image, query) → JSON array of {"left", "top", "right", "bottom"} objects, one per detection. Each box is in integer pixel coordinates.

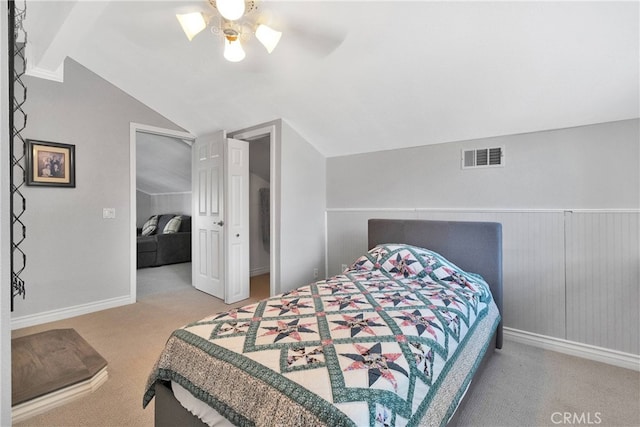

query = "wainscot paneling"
[
  {"left": 566, "top": 212, "right": 639, "bottom": 354},
  {"left": 326, "top": 209, "right": 639, "bottom": 357},
  {"left": 150, "top": 192, "right": 192, "bottom": 217}
]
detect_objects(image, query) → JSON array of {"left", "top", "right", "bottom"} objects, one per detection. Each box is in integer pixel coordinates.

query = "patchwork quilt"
[{"left": 144, "top": 244, "right": 501, "bottom": 427}]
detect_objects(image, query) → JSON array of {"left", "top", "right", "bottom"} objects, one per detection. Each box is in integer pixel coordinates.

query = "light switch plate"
[{"left": 103, "top": 208, "right": 116, "bottom": 219}]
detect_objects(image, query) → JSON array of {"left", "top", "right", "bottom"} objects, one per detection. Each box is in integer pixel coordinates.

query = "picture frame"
[{"left": 26, "top": 139, "right": 76, "bottom": 187}]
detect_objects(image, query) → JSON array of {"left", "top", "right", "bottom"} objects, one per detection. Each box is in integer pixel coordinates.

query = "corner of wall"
[{"left": 1, "top": 3, "right": 14, "bottom": 424}]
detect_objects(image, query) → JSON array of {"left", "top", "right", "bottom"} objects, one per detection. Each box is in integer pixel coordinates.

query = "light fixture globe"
[
  {"left": 176, "top": 12, "right": 207, "bottom": 41},
  {"left": 216, "top": 0, "right": 245, "bottom": 21},
  {"left": 224, "top": 35, "right": 246, "bottom": 62},
  {"left": 255, "top": 24, "right": 282, "bottom": 53}
]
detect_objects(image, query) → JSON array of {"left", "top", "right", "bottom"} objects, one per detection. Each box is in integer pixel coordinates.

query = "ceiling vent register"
[{"left": 462, "top": 147, "right": 504, "bottom": 169}]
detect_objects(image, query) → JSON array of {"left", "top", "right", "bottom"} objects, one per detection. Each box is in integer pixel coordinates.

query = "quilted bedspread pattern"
[{"left": 144, "top": 244, "right": 501, "bottom": 427}]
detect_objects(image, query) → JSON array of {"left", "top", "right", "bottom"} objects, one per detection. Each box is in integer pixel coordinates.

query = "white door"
[
  {"left": 193, "top": 133, "right": 250, "bottom": 303},
  {"left": 193, "top": 131, "right": 225, "bottom": 298},
  {"left": 224, "top": 138, "right": 250, "bottom": 303}
]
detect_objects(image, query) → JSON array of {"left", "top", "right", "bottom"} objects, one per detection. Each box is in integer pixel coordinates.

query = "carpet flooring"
[{"left": 10, "top": 265, "right": 640, "bottom": 426}]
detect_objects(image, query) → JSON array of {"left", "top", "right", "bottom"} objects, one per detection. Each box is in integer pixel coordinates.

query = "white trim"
[
  {"left": 504, "top": 327, "right": 640, "bottom": 372},
  {"left": 12, "top": 367, "right": 108, "bottom": 424},
  {"left": 10, "top": 296, "right": 131, "bottom": 330},
  {"left": 325, "top": 207, "right": 640, "bottom": 214},
  {"left": 324, "top": 211, "right": 329, "bottom": 279},
  {"left": 136, "top": 190, "right": 193, "bottom": 197},
  {"left": 24, "top": 65, "right": 65, "bottom": 83},
  {"left": 130, "top": 123, "right": 195, "bottom": 142},
  {"left": 129, "top": 123, "right": 196, "bottom": 305}
]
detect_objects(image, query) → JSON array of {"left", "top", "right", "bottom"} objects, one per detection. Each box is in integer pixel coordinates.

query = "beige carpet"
[
  {"left": 11, "top": 280, "right": 640, "bottom": 427},
  {"left": 12, "top": 285, "right": 253, "bottom": 427}
]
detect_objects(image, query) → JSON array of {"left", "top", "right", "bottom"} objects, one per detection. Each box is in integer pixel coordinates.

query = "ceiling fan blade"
[{"left": 278, "top": 19, "right": 346, "bottom": 58}]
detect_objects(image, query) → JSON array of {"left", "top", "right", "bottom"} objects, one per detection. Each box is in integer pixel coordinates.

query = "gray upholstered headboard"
[{"left": 368, "top": 219, "right": 503, "bottom": 348}]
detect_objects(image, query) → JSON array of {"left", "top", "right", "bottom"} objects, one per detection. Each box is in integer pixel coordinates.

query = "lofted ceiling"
[
  {"left": 24, "top": 1, "right": 639, "bottom": 159},
  {"left": 136, "top": 132, "right": 191, "bottom": 194}
]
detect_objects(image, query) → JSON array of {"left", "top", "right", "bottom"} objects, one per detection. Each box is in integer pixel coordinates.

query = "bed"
[{"left": 144, "top": 219, "right": 503, "bottom": 426}]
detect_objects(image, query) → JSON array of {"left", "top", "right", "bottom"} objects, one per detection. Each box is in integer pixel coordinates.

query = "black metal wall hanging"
[{"left": 9, "top": 0, "right": 28, "bottom": 311}]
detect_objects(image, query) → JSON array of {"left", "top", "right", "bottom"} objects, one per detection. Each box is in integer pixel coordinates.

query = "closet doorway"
[
  {"left": 230, "top": 123, "right": 279, "bottom": 300},
  {"left": 247, "top": 135, "right": 271, "bottom": 300}
]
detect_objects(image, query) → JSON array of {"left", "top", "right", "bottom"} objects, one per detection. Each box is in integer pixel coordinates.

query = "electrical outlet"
[
  {"left": 313, "top": 268, "right": 319, "bottom": 279},
  {"left": 341, "top": 264, "right": 348, "bottom": 272}
]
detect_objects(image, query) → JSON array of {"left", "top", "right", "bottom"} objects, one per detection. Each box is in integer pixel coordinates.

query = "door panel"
[
  {"left": 225, "top": 138, "right": 250, "bottom": 303},
  {"left": 193, "top": 132, "right": 225, "bottom": 299}
]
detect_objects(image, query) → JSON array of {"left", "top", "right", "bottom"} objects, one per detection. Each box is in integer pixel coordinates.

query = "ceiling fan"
[{"left": 176, "top": 0, "right": 282, "bottom": 62}]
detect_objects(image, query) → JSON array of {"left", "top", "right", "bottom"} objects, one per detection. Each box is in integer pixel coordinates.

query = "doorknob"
[{"left": 215, "top": 220, "right": 224, "bottom": 226}]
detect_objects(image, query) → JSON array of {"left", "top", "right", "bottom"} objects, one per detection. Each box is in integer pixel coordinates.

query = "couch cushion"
[
  {"left": 137, "top": 236, "right": 157, "bottom": 252},
  {"left": 179, "top": 216, "right": 191, "bottom": 232},
  {"left": 141, "top": 215, "right": 158, "bottom": 236},
  {"left": 156, "top": 214, "right": 176, "bottom": 234},
  {"left": 163, "top": 216, "right": 183, "bottom": 234}
]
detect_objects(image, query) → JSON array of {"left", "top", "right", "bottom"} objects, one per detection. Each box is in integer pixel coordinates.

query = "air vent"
[{"left": 462, "top": 147, "right": 504, "bottom": 169}]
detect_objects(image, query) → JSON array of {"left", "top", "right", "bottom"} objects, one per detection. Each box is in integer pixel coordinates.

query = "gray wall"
[
  {"left": 279, "top": 121, "right": 326, "bottom": 292},
  {"left": 326, "top": 119, "right": 639, "bottom": 355},
  {"left": 136, "top": 190, "right": 152, "bottom": 227},
  {"left": 328, "top": 119, "right": 639, "bottom": 210},
  {"left": 12, "top": 58, "right": 183, "bottom": 322}
]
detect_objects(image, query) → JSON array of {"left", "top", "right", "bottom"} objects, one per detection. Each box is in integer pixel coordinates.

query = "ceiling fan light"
[
  {"left": 216, "top": 0, "right": 245, "bottom": 21},
  {"left": 224, "top": 37, "right": 246, "bottom": 62},
  {"left": 255, "top": 24, "right": 282, "bottom": 53},
  {"left": 176, "top": 12, "right": 207, "bottom": 41}
]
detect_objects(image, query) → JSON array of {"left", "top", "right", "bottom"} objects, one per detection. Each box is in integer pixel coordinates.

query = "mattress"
[{"left": 144, "top": 243, "right": 501, "bottom": 426}]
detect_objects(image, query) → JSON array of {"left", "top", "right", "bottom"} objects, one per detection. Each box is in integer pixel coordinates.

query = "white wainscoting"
[
  {"left": 565, "top": 212, "right": 639, "bottom": 354},
  {"left": 326, "top": 208, "right": 639, "bottom": 358}
]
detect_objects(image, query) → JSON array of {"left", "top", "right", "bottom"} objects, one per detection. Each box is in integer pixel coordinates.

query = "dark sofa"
[{"left": 137, "top": 214, "right": 192, "bottom": 269}]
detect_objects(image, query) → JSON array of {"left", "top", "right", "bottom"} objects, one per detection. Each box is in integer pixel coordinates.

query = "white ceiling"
[{"left": 24, "top": 1, "right": 639, "bottom": 158}]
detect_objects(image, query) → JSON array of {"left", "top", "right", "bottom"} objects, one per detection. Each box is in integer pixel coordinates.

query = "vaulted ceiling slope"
[
  {"left": 136, "top": 133, "right": 191, "bottom": 195},
  {"left": 24, "top": 1, "right": 639, "bottom": 158}
]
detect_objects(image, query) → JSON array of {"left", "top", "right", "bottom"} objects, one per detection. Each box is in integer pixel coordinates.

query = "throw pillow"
[
  {"left": 163, "top": 215, "right": 182, "bottom": 234},
  {"left": 141, "top": 215, "right": 158, "bottom": 236}
]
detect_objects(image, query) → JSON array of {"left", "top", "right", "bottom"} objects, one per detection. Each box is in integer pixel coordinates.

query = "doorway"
[
  {"left": 131, "top": 122, "right": 280, "bottom": 303},
  {"left": 230, "top": 122, "right": 280, "bottom": 298},
  {"left": 129, "top": 123, "right": 195, "bottom": 301},
  {"left": 248, "top": 135, "right": 271, "bottom": 300}
]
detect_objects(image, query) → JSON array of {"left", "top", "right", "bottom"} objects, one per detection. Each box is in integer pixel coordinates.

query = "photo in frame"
[{"left": 26, "top": 139, "right": 76, "bottom": 187}]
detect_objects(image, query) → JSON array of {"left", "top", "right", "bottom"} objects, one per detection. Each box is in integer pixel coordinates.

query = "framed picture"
[{"left": 26, "top": 139, "right": 76, "bottom": 187}]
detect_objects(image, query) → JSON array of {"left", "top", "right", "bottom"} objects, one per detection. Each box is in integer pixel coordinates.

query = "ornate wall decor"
[{"left": 9, "top": 0, "right": 28, "bottom": 310}]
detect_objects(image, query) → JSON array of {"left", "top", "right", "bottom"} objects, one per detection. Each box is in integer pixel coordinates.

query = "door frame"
[
  {"left": 129, "top": 123, "right": 196, "bottom": 302},
  {"left": 229, "top": 122, "right": 280, "bottom": 297}
]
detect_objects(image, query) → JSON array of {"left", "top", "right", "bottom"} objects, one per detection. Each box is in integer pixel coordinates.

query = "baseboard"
[
  {"left": 250, "top": 266, "right": 270, "bottom": 277},
  {"left": 11, "top": 295, "right": 133, "bottom": 330},
  {"left": 504, "top": 327, "right": 640, "bottom": 372},
  {"left": 12, "top": 367, "right": 108, "bottom": 423}
]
